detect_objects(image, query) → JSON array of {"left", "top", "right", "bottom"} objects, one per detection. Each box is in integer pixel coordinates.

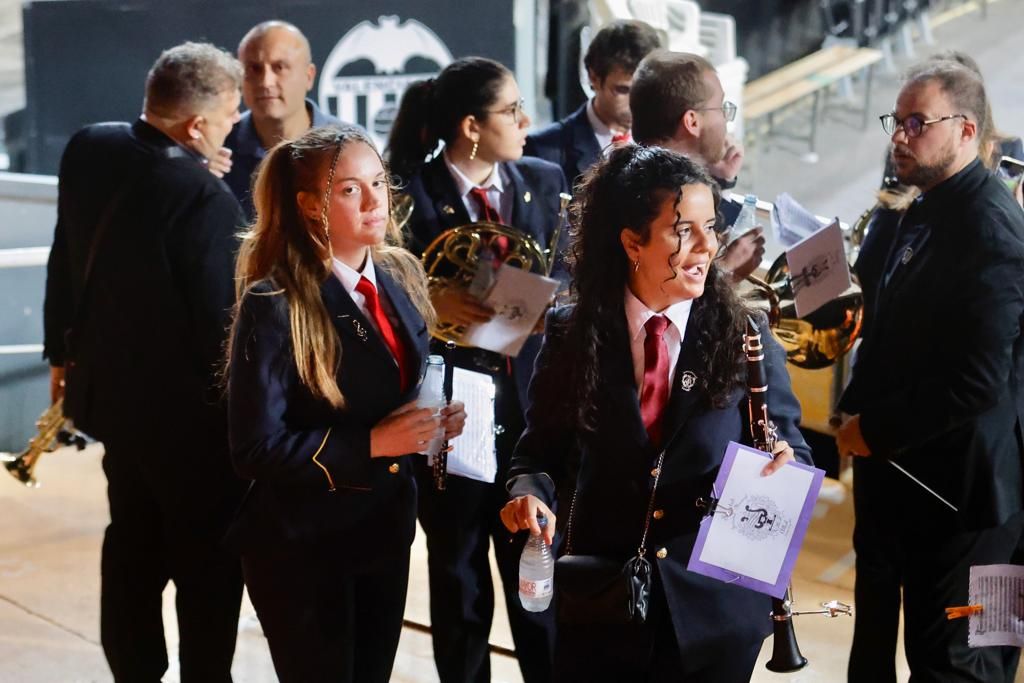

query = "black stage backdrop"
[{"left": 19, "top": 0, "right": 515, "bottom": 174}]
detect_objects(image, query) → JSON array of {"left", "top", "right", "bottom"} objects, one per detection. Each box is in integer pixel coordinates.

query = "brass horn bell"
[{"left": 743, "top": 253, "right": 864, "bottom": 370}]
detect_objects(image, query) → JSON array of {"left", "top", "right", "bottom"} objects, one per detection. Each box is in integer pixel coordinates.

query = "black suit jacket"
[
  {"left": 403, "top": 154, "right": 570, "bottom": 404},
  {"left": 524, "top": 103, "right": 602, "bottom": 188},
  {"left": 840, "top": 159, "right": 1024, "bottom": 532},
  {"left": 508, "top": 303, "right": 811, "bottom": 674},
  {"left": 43, "top": 119, "right": 244, "bottom": 446},
  {"left": 227, "top": 271, "right": 430, "bottom": 569}
]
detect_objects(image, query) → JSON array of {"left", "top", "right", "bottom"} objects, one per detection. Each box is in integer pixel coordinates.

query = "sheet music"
[
  {"left": 461, "top": 263, "right": 559, "bottom": 357},
  {"left": 688, "top": 442, "right": 824, "bottom": 598},
  {"left": 771, "top": 192, "right": 828, "bottom": 248},
  {"left": 968, "top": 564, "right": 1024, "bottom": 648},
  {"left": 786, "top": 219, "right": 851, "bottom": 318},
  {"left": 433, "top": 367, "right": 497, "bottom": 484}
]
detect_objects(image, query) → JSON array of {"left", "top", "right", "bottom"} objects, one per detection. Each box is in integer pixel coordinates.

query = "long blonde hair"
[{"left": 228, "top": 125, "right": 435, "bottom": 409}]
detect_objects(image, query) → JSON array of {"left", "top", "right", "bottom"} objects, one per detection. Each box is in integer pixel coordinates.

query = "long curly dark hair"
[{"left": 553, "top": 145, "right": 748, "bottom": 434}]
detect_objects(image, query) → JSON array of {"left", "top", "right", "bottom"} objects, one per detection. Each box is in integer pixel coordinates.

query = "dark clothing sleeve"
[
  {"left": 228, "top": 290, "right": 376, "bottom": 492},
  {"left": 43, "top": 138, "right": 81, "bottom": 367},
  {"left": 166, "top": 189, "right": 244, "bottom": 376},
  {"left": 506, "top": 308, "right": 575, "bottom": 507}
]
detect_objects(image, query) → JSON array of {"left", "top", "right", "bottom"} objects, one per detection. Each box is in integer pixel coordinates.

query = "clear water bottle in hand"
[
  {"left": 729, "top": 193, "right": 759, "bottom": 244},
  {"left": 519, "top": 514, "right": 554, "bottom": 612},
  {"left": 417, "top": 355, "right": 445, "bottom": 459}
]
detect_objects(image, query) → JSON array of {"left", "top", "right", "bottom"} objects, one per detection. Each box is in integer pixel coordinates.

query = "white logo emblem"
[
  {"left": 680, "top": 370, "right": 697, "bottom": 391},
  {"left": 319, "top": 15, "right": 454, "bottom": 150}
]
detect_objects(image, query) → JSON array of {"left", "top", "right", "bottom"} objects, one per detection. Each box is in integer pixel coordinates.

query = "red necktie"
[
  {"left": 468, "top": 186, "right": 508, "bottom": 258},
  {"left": 611, "top": 131, "right": 632, "bottom": 145},
  {"left": 639, "top": 315, "right": 671, "bottom": 446},
  {"left": 355, "top": 276, "right": 409, "bottom": 391}
]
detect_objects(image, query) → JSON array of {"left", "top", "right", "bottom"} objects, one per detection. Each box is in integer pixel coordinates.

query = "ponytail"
[{"left": 386, "top": 79, "right": 439, "bottom": 183}]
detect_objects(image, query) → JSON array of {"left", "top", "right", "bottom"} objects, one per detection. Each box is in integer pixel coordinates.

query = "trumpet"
[{"left": 3, "top": 398, "right": 87, "bottom": 487}]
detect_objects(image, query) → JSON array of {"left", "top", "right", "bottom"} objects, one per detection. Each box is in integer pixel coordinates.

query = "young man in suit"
[
  {"left": 525, "top": 19, "right": 660, "bottom": 187},
  {"left": 629, "top": 50, "right": 765, "bottom": 282},
  {"left": 43, "top": 43, "right": 247, "bottom": 681},
  {"left": 837, "top": 61, "right": 1024, "bottom": 682}
]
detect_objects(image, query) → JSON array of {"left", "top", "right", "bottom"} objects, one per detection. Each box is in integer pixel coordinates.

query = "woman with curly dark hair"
[{"left": 501, "top": 145, "right": 812, "bottom": 681}]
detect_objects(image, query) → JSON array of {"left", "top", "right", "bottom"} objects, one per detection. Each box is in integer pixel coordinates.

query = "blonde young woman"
[{"left": 225, "top": 125, "right": 466, "bottom": 683}]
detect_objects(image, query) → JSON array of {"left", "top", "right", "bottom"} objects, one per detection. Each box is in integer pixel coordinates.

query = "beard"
[
  {"left": 893, "top": 142, "right": 958, "bottom": 190},
  {"left": 698, "top": 129, "right": 726, "bottom": 166}
]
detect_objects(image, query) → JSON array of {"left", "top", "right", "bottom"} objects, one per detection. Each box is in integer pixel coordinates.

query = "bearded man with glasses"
[{"left": 836, "top": 60, "right": 1024, "bottom": 682}]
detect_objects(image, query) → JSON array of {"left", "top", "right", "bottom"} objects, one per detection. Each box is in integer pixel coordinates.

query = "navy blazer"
[
  {"left": 227, "top": 268, "right": 430, "bottom": 570},
  {"left": 524, "top": 103, "right": 601, "bottom": 189},
  {"left": 508, "top": 303, "right": 811, "bottom": 674},
  {"left": 403, "top": 154, "right": 570, "bottom": 404},
  {"left": 840, "top": 159, "right": 1024, "bottom": 532}
]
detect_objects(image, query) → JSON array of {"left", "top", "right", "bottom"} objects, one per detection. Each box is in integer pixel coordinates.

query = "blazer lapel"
[
  {"left": 604, "top": 322, "right": 650, "bottom": 449},
  {"left": 659, "top": 327, "right": 706, "bottom": 451},
  {"left": 375, "top": 266, "right": 429, "bottom": 379},
  {"left": 321, "top": 273, "right": 395, "bottom": 368},
  {"left": 569, "top": 107, "right": 601, "bottom": 178},
  {"left": 424, "top": 156, "right": 471, "bottom": 231}
]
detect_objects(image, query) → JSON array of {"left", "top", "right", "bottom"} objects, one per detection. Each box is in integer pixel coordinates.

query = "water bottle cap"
[
  {"left": 426, "top": 355, "right": 444, "bottom": 365},
  {"left": 744, "top": 194, "right": 758, "bottom": 204},
  {"left": 536, "top": 513, "right": 548, "bottom": 529}
]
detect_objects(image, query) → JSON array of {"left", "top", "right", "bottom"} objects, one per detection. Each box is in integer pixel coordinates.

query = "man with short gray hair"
[{"left": 43, "top": 41, "right": 248, "bottom": 682}]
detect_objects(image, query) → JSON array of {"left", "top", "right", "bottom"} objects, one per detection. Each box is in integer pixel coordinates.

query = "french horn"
[{"left": 419, "top": 193, "right": 571, "bottom": 346}]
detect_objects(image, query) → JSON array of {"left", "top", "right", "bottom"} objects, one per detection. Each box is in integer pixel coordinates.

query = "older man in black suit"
[
  {"left": 43, "top": 42, "right": 247, "bottom": 682},
  {"left": 837, "top": 61, "right": 1024, "bottom": 682},
  {"left": 525, "top": 19, "right": 660, "bottom": 187}
]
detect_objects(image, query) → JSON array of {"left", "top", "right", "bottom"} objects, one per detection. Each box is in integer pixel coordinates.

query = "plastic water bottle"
[
  {"left": 729, "top": 193, "right": 759, "bottom": 243},
  {"left": 518, "top": 514, "right": 554, "bottom": 612},
  {"left": 417, "top": 355, "right": 445, "bottom": 459}
]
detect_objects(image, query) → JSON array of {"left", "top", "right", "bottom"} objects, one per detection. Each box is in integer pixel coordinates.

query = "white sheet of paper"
[
  {"left": 696, "top": 445, "right": 816, "bottom": 585},
  {"left": 461, "top": 264, "right": 559, "bottom": 357},
  {"left": 438, "top": 367, "right": 497, "bottom": 484},
  {"left": 786, "top": 219, "right": 851, "bottom": 318},
  {"left": 771, "top": 192, "right": 829, "bottom": 248},
  {"left": 968, "top": 564, "right": 1024, "bottom": 648}
]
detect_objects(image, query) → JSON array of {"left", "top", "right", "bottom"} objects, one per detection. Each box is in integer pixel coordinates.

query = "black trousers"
[
  {"left": 850, "top": 464, "right": 1021, "bottom": 683},
  {"left": 416, "top": 366, "right": 555, "bottom": 683},
  {"left": 100, "top": 441, "right": 244, "bottom": 683},
  {"left": 242, "top": 540, "right": 411, "bottom": 683},
  {"left": 554, "top": 577, "right": 762, "bottom": 682}
]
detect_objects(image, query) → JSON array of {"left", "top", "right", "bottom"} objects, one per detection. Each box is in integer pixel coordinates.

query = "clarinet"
[
  {"left": 433, "top": 340, "right": 456, "bottom": 491},
  {"left": 744, "top": 316, "right": 808, "bottom": 673}
]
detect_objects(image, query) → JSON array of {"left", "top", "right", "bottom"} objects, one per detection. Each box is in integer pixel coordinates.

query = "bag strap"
[{"left": 564, "top": 448, "right": 667, "bottom": 559}]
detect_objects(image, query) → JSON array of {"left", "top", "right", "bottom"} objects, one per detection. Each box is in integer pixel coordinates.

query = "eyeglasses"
[
  {"left": 695, "top": 101, "right": 737, "bottom": 123},
  {"left": 487, "top": 98, "right": 526, "bottom": 125},
  {"left": 879, "top": 113, "right": 967, "bottom": 138}
]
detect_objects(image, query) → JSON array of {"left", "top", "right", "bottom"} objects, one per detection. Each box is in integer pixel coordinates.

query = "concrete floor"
[{"left": 2, "top": 0, "right": 1024, "bottom": 681}]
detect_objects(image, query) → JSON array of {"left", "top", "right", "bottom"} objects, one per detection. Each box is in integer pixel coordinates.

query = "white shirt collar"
[
  {"left": 624, "top": 286, "right": 693, "bottom": 342},
  {"left": 442, "top": 151, "right": 506, "bottom": 199},
  {"left": 331, "top": 252, "right": 377, "bottom": 295},
  {"left": 586, "top": 98, "right": 613, "bottom": 138}
]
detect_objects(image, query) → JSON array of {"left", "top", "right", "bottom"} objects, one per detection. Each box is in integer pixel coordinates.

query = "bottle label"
[{"left": 519, "top": 576, "right": 553, "bottom": 598}]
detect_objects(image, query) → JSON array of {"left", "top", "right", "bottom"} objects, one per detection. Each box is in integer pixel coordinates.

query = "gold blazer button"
[
  {"left": 650, "top": 467, "right": 660, "bottom": 477},
  {"left": 652, "top": 509, "right": 664, "bottom": 520},
  {"left": 656, "top": 547, "right": 668, "bottom": 559},
  {"left": 388, "top": 463, "right": 400, "bottom": 474}
]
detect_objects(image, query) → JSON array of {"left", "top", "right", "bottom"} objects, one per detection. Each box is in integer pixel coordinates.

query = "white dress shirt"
[
  {"left": 624, "top": 287, "right": 693, "bottom": 392},
  {"left": 586, "top": 98, "right": 629, "bottom": 157},
  {"left": 443, "top": 151, "right": 512, "bottom": 224}
]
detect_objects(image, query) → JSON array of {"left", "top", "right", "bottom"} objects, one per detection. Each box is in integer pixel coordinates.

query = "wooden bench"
[{"left": 742, "top": 45, "right": 883, "bottom": 159}]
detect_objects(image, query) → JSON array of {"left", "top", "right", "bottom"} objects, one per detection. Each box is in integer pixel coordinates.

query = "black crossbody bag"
[{"left": 553, "top": 449, "right": 665, "bottom": 625}]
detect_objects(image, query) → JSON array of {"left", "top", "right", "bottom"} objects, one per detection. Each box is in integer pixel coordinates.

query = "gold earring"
[
  {"left": 469, "top": 140, "right": 478, "bottom": 161},
  {"left": 633, "top": 259, "right": 640, "bottom": 273}
]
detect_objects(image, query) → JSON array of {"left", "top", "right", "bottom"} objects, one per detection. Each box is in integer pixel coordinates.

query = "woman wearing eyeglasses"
[{"left": 386, "top": 57, "right": 568, "bottom": 683}]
